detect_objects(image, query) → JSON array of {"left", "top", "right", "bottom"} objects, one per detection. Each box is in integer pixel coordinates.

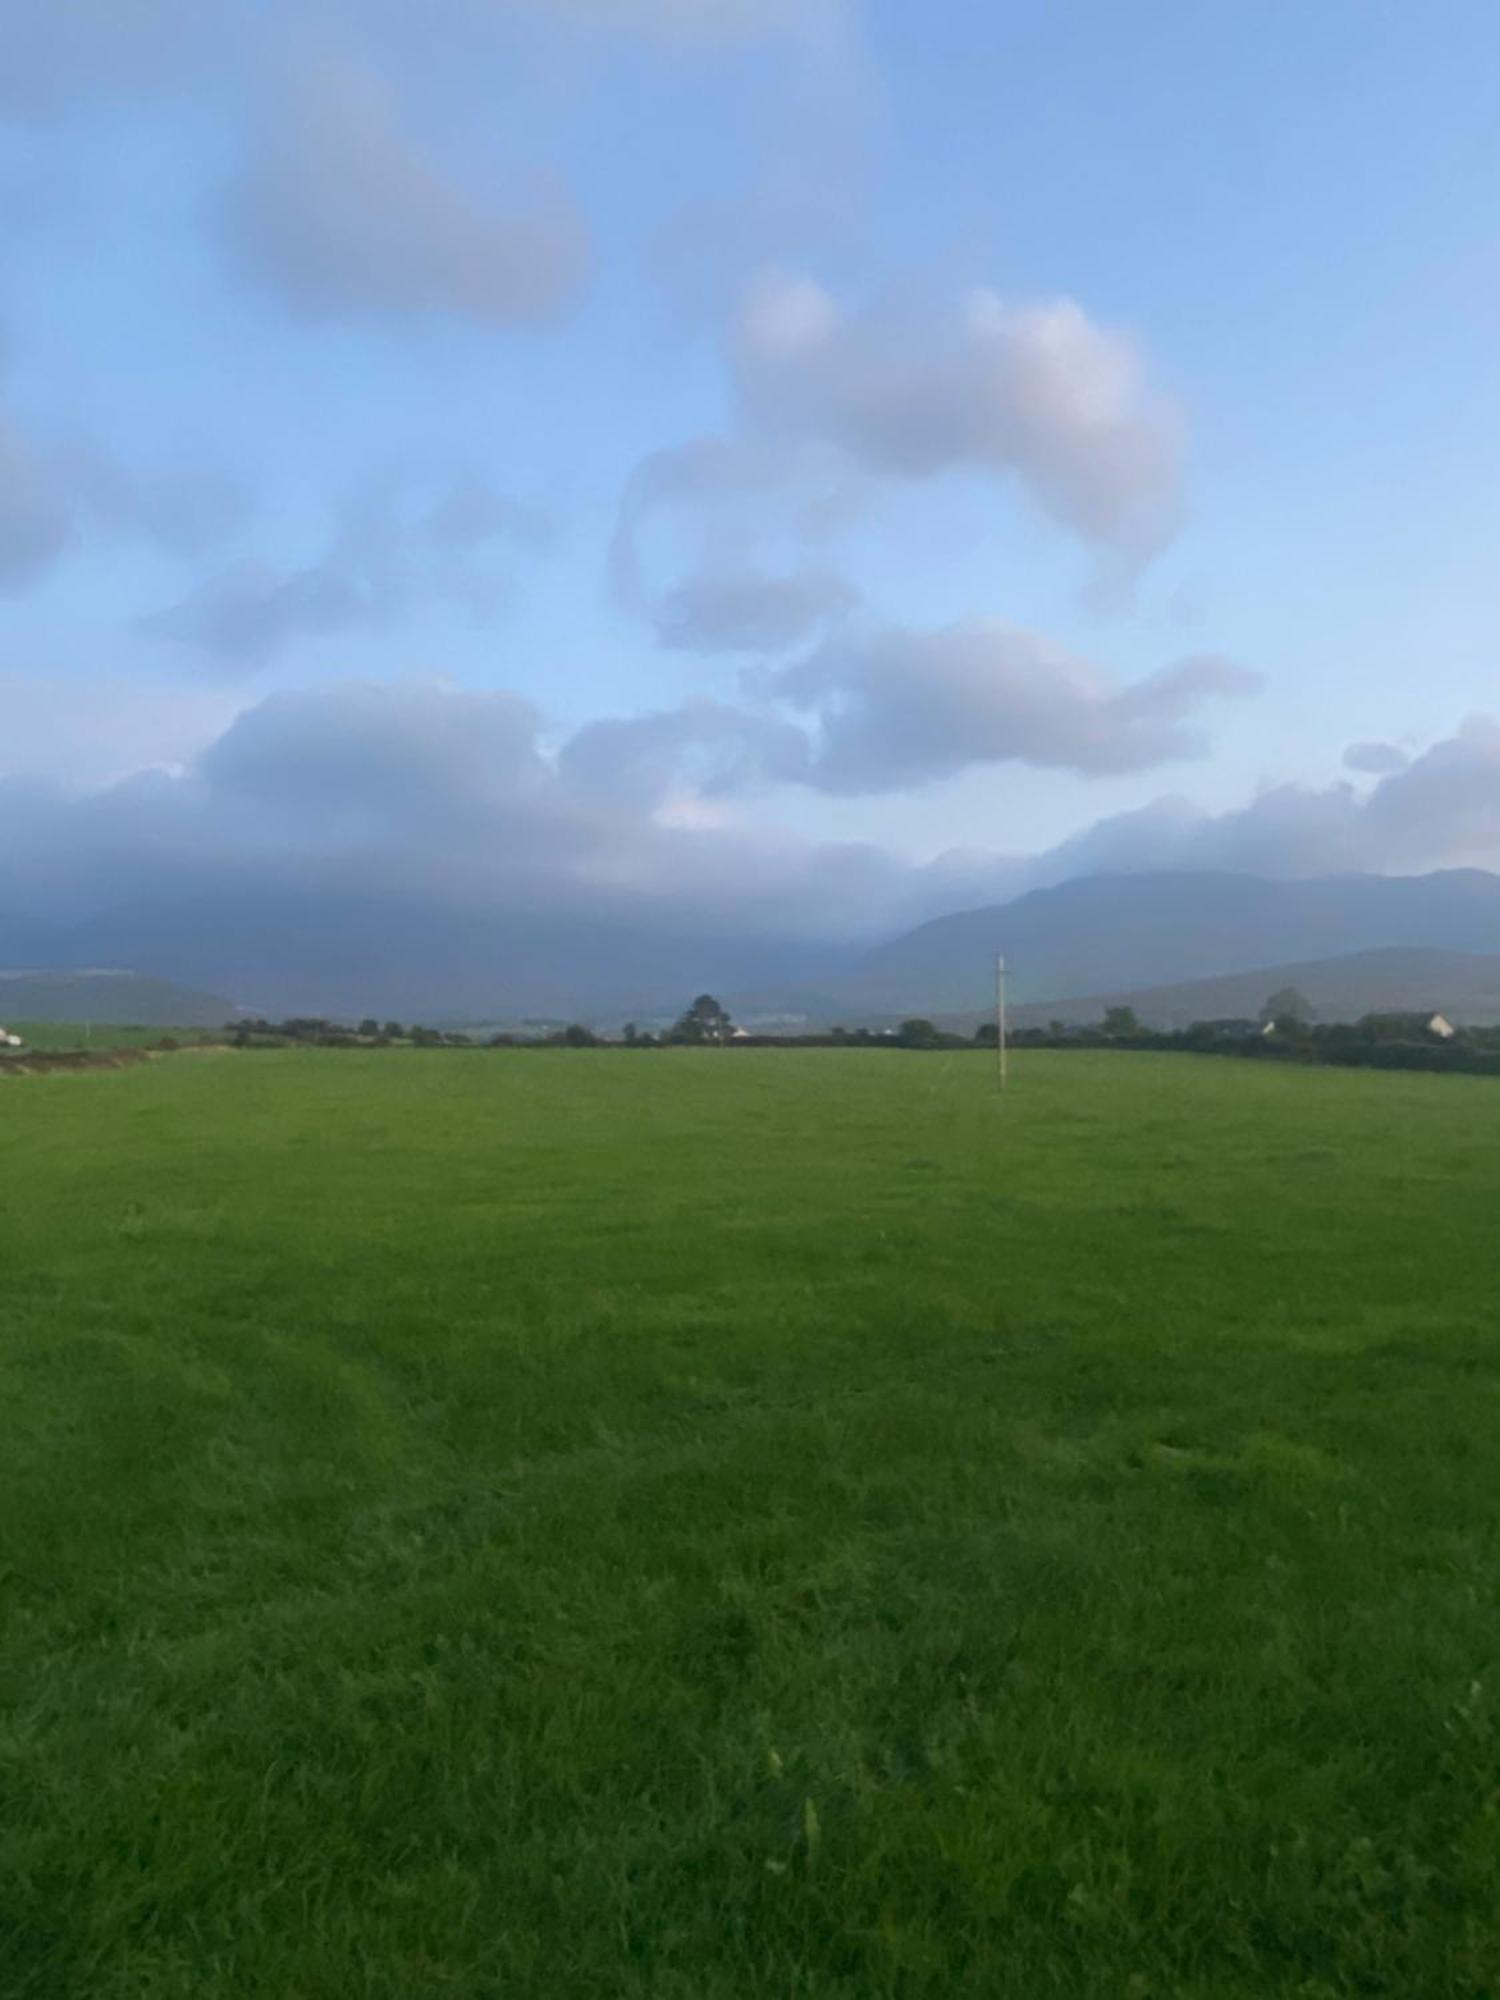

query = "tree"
[
  {"left": 383, "top": 1021, "right": 404, "bottom": 1041},
  {"left": 1261, "top": 986, "right": 1313, "bottom": 1028},
  {"left": 623, "top": 1022, "right": 638, "bottom": 1044},
  {"left": 561, "top": 1023, "right": 598, "bottom": 1047},
  {"left": 973, "top": 1021, "right": 999, "bottom": 1046},
  {"left": 358, "top": 1018, "right": 380, "bottom": 1040},
  {"left": 671, "top": 994, "right": 733, "bottom": 1044},
  {"left": 1102, "top": 1005, "right": 1141, "bottom": 1039},
  {"left": 897, "top": 1017, "right": 941, "bottom": 1048}
]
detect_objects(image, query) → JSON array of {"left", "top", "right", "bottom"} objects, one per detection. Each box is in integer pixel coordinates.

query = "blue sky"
[{"left": 4, "top": 0, "right": 1500, "bottom": 942}]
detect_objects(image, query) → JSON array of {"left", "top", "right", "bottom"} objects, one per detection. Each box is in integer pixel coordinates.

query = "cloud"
[
  {"left": 1344, "top": 739, "right": 1410, "bottom": 776},
  {"left": 0, "top": 0, "right": 850, "bottom": 126},
  {"left": 0, "top": 679, "right": 898, "bottom": 947},
  {"left": 1053, "top": 718, "right": 1500, "bottom": 883},
  {"left": 224, "top": 57, "right": 588, "bottom": 327},
  {"left": 559, "top": 700, "right": 809, "bottom": 809},
  {"left": 759, "top": 623, "right": 1260, "bottom": 793},
  {"left": 0, "top": 0, "right": 214, "bottom": 121},
  {"left": 732, "top": 274, "right": 1184, "bottom": 563},
  {"left": 8, "top": 685, "right": 1500, "bottom": 1013},
  {"left": 137, "top": 475, "right": 544, "bottom": 669},
  {"left": 655, "top": 568, "right": 856, "bottom": 653},
  {"left": 424, "top": 477, "right": 550, "bottom": 552},
  {"left": 137, "top": 563, "right": 367, "bottom": 669},
  {"left": 0, "top": 414, "right": 71, "bottom": 588},
  {"left": 0, "top": 380, "right": 246, "bottom": 592},
  {"left": 0, "top": 676, "right": 244, "bottom": 790},
  {"left": 610, "top": 435, "right": 863, "bottom": 649},
  {"left": 199, "top": 681, "right": 553, "bottom": 846},
  {"left": 611, "top": 278, "right": 1185, "bottom": 644},
  {"left": 61, "top": 450, "right": 252, "bottom": 559}
]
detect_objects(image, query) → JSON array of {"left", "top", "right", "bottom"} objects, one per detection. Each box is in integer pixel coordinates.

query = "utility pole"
[{"left": 996, "top": 954, "right": 1008, "bottom": 1092}]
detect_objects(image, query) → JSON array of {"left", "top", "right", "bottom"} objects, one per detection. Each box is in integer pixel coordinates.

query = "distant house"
[
  {"left": 0, "top": 1026, "right": 22, "bottom": 1049},
  {"left": 1192, "top": 1018, "right": 1260, "bottom": 1039},
  {"left": 1358, "top": 1011, "right": 1460, "bottom": 1042}
]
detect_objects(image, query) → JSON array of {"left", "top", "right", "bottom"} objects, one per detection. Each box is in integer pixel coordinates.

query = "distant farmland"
[{"left": 3, "top": 1050, "right": 1499, "bottom": 1997}]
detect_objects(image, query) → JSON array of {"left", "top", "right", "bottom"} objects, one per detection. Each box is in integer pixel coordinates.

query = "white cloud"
[
  {"left": 732, "top": 274, "right": 1184, "bottom": 562},
  {"left": 1054, "top": 718, "right": 1500, "bottom": 882}
]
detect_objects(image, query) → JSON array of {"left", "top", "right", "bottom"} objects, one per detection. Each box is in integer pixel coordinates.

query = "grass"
[{"left": 2, "top": 1047, "right": 1499, "bottom": 1997}]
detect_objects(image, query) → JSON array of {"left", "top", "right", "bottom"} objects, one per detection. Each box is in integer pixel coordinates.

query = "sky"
[{"left": 4, "top": 0, "right": 1500, "bottom": 951}]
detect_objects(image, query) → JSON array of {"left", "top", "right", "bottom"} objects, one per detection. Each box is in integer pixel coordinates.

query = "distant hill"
[
  {"left": 0, "top": 894, "right": 849, "bottom": 1021},
  {"left": 953, "top": 948, "right": 1500, "bottom": 1033},
  {"left": 6, "top": 866, "right": 1500, "bottom": 1021},
  {"left": 817, "top": 870, "right": 1500, "bottom": 1019},
  {"left": 0, "top": 971, "right": 236, "bottom": 1028}
]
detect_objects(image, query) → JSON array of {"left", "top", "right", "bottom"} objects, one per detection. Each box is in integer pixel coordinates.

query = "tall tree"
[{"left": 672, "top": 994, "right": 733, "bottom": 1044}]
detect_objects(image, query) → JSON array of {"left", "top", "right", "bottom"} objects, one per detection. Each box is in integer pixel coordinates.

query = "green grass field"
[{"left": 3, "top": 1049, "right": 1499, "bottom": 1997}]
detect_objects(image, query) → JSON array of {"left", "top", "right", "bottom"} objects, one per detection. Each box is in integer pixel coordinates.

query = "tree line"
[{"left": 222, "top": 990, "right": 1500, "bottom": 1077}]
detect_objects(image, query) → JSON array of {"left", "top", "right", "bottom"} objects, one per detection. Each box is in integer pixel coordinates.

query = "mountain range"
[
  {"left": 793, "top": 869, "right": 1500, "bottom": 1021},
  {"left": 4, "top": 868, "right": 1500, "bottom": 1024},
  {"left": 0, "top": 970, "right": 235, "bottom": 1029}
]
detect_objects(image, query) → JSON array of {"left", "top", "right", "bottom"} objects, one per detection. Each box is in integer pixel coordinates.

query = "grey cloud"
[
  {"left": 138, "top": 476, "right": 545, "bottom": 670},
  {"left": 424, "top": 477, "right": 550, "bottom": 551},
  {"left": 8, "top": 685, "right": 1500, "bottom": 992},
  {"left": 0, "top": 679, "right": 900, "bottom": 947},
  {"left": 224, "top": 58, "right": 588, "bottom": 327},
  {"left": 62, "top": 449, "right": 252, "bottom": 559},
  {"left": 732, "top": 274, "right": 1184, "bottom": 563},
  {"left": 0, "top": 0, "right": 847, "bottom": 127},
  {"left": 0, "top": 389, "right": 246, "bottom": 591},
  {"left": 1344, "top": 740, "right": 1410, "bottom": 776},
  {"left": 610, "top": 435, "right": 863, "bottom": 647},
  {"left": 761, "top": 623, "right": 1260, "bottom": 793},
  {"left": 199, "top": 682, "right": 554, "bottom": 846},
  {"left": 656, "top": 569, "right": 856, "bottom": 653},
  {"left": 138, "top": 563, "right": 368, "bottom": 669},
  {"left": 0, "top": 415, "right": 71, "bottom": 588},
  {"left": 559, "top": 701, "right": 809, "bottom": 809},
  {"left": 0, "top": 0, "right": 216, "bottom": 121}
]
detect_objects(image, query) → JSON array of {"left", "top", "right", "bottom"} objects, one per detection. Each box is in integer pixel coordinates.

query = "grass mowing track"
[{"left": 2, "top": 1048, "right": 1498, "bottom": 1997}]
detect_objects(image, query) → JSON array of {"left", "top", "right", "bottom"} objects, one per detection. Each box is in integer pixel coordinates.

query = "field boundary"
[{"left": 0, "top": 1047, "right": 157, "bottom": 1078}]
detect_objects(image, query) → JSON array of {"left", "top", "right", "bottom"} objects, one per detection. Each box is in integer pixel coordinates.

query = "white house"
[
  {"left": 1428, "top": 1013, "right": 1458, "bottom": 1040},
  {"left": 0, "top": 1026, "right": 23, "bottom": 1049}
]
